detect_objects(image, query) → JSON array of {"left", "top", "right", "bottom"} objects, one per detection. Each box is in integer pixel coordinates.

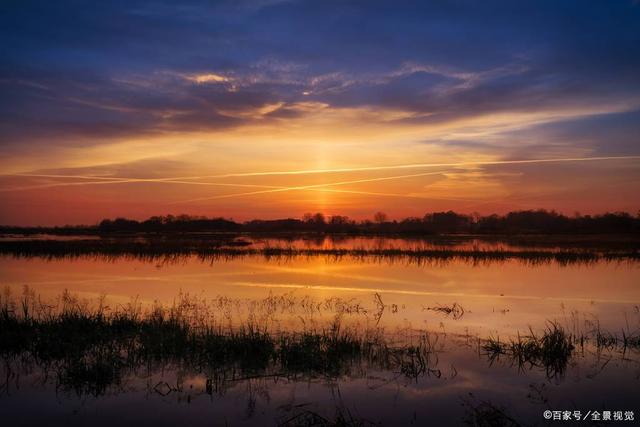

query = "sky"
[{"left": 1, "top": 0, "right": 639, "bottom": 225}]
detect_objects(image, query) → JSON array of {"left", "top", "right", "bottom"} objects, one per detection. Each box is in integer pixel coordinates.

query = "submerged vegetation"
[
  {"left": 0, "top": 238, "right": 638, "bottom": 265},
  {"left": 0, "top": 287, "right": 638, "bottom": 427},
  {"left": 0, "top": 289, "right": 446, "bottom": 398},
  {"left": 1, "top": 289, "right": 638, "bottom": 401},
  {"left": 482, "top": 321, "right": 640, "bottom": 380},
  {"left": 424, "top": 302, "right": 466, "bottom": 320},
  {"left": 482, "top": 323, "right": 575, "bottom": 379},
  {"left": 3, "top": 211, "right": 639, "bottom": 267}
]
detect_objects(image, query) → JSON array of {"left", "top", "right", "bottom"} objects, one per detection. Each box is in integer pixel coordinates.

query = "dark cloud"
[
  {"left": 1, "top": 0, "right": 640, "bottom": 146},
  {"left": 501, "top": 110, "right": 640, "bottom": 158}
]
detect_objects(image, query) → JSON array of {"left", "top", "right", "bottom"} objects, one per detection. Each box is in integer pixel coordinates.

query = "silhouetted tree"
[
  {"left": 373, "top": 212, "right": 388, "bottom": 223},
  {"left": 10, "top": 209, "right": 639, "bottom": 236}
]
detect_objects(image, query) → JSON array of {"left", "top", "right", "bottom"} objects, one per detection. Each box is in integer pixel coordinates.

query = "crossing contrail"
[
  {"left": 171, "top": 170, "right": 451, "bottom": 204},
  {"left": 304, "top": 187, "right": 477, "bottom": 202},
  {"left": 5, "top": 155, "right": 639, "bottom": 184},
  {"left": 0, "top": 178, "right": 474, "bottom": 202},
  {"left": 0, "top": 171, "right": 478, "bottom": 203},
  {"left": 3, "top": 155, "right": 637, "bottom": 201},
  {"left": 173, "top": 155, "right": 640, "bottom": 179},
  {"left": 0, "top": 178, "right": 283, "bottom": 193}
]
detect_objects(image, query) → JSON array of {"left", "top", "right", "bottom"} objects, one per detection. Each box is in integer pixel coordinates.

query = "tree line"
[
  {"left": 92, "top": 210, "right": 640, "bottom": 234},
  {"left": 2, "top": 210, "right": 639, "bottom": 235}
]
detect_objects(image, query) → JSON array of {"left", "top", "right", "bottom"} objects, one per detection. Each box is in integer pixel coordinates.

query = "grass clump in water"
[
  {"left": 483, "top": 322, "right": 575, "bottom": 379},
  {"left": 424, "top": 302, "right": 466, "bottom": 319}
]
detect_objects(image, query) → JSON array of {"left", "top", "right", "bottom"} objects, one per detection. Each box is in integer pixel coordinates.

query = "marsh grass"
[
  {"left": 481, "top": 319, "right": 640, "bottom": 380},
  {"left": 483, "top": 323, "right": 575, "bottom": 379},
  {"left": 1, "top": 238, "right": 637, "bottom": 266},
  {"left": 1, "top": 289, "right": 637, "bottom": 397},
  {"left": 0, "top": 289, "right": 444, "bottom": 397}
]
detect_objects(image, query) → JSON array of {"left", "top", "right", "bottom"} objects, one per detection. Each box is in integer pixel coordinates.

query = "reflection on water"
[
  {"left": 0, "top": 236, "right": 639, "bottom": 426},
  {"left": 2, "top": 234, "right": 638, "bottom": 266},
  {"left": 4, "top": 233, "right": 638, "bottom": 251},
  {"left": 1, "top": 288, "right": 639, "bottom": 426}
]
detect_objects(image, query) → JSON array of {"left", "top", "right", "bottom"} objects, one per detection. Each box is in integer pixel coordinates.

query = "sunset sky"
[{"left": 1, "top": 0, "right": 640, "bottom": 225}]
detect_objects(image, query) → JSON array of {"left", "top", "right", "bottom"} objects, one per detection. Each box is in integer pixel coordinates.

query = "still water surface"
[{"left": 0, "top": 236, "right": 638, "bottom": 426}]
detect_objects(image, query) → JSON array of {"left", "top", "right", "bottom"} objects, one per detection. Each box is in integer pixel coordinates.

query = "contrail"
[
  {"left": 0, "top": 172, "right": 476, "bottom": 203},
  {"left": 0, "top": 178, "right": 284, "bottom": 193},
  {"left": 3, "top": 155, "right": 637, "bottom": 198},
  {"left": 306, "top": 187, "right": 476, "bottom": 202},
  {"left": 6, "top": 173, "right": 129, "bottom": 181},
  {"left": 0, "top": 180, "right": 132, "bottom": 192},
  {"left": 0, "top": 179, "right": 471, "bottom": 202},
  {"left": 172, "top": 170, "right": 450, "bottom": 204},
  {"left": 5, "top": 155, "right": 639, "bottom": 183},
  {"left": 178, "top": 155, "right": 640, "bottom": 179}
]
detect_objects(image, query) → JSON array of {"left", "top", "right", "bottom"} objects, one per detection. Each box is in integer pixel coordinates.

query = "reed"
[
  {"left": 482, "top": 322, "right": 575, "bottom": 379},
  {"left": 0, "top": 290, "right": 442, "bottom": 397},
  {"left": 1, "top": 290, "right": 637, "bottom": 397},
  {"left": 2, "top": 238, "right": 637, "bottom": 265}
]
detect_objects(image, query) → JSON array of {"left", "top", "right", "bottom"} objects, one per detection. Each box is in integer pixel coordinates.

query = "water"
[{"left": 0, "top": 236, "right": 639, "bottom": 426}]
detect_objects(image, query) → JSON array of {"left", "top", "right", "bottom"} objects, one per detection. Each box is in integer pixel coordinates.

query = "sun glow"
[{"left": 187, "top": 73, "right": 230, "bottom": 84}]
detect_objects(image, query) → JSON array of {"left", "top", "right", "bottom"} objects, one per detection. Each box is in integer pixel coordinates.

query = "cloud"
[
  {"left": 185, "top": 73, "right": 231, "bottom": 84},
  {"left": 2, "top": 0, "right": 639, "bottom": 149}
]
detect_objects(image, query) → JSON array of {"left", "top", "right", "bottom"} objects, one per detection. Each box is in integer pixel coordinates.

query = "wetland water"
[{"left": 0, "top": 236, "right": 638, "bottom": 426}]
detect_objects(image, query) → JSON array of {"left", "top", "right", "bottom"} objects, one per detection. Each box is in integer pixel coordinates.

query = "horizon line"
[{"left": 1, "top": 208, "right": 638, "bottom": 228}]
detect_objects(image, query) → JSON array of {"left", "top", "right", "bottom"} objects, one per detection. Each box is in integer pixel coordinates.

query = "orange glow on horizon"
[{"left": 1, "top": 101, "right": 640, "bottom": 225}]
